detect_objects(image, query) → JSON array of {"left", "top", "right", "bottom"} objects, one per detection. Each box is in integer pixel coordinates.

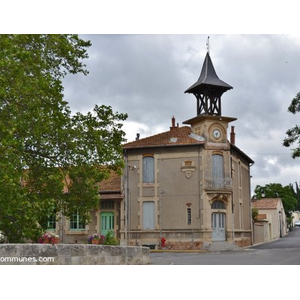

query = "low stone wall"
[{"left": 0, "top": 244, "right": 150, "bottom": 265}]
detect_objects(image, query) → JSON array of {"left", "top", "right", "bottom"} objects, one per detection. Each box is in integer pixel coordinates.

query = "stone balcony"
[{"left": 204, "top": 178, "right": 232, "bottom": 191}]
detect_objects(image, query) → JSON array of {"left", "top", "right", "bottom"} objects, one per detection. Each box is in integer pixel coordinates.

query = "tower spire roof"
[{"left": 184, "top": 52, "right": 232, "bottom": 95}]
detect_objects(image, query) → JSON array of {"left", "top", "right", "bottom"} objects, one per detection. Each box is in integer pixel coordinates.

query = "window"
[
  {"left": 212, "top": 154, "right": 224, "bottom": 187},
  {"left": 143, "top": 201, "right": 155, "bottom": 230},
  {"left": 70, "top": 212, "right": 85, "bottom": 230},
  {"left": 47, "top": 213, "right": 57, "bottom": 230},
  {"left": 187, "top": 208, "right": 192, "bottom": 225},
  {"left": 143, "top": 156, "right": 154, "bottom": 183},
  {"left": 100, "top": 200, "right": 114, "bottom": 210},
  {"left": 211, "top": 200, "right": 226, "bottom": 209},
  {"left": 238, "top": 161, "right": 242, "bottom": 187}
]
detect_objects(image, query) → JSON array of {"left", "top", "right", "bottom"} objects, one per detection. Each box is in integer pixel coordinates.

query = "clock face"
[{"left": 213, "top": 129, "right": 221, "bottom": 139}]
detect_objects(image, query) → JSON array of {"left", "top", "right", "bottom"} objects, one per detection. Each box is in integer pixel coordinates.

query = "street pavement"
[{"left": 150, "top": 227, "right": 300, "bottom": 265}]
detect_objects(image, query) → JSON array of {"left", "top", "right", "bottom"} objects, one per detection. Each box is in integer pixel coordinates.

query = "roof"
[
  {"left": 252, "top": 198, "right": 281, "bottom": 210},
  {"left": 185, "top": 52, "right": 232, "bottom": 95},
  {"left": 123, "top": 122, "right": 254, "bottom": 165},
  {"left": 230, "top": 144, "right": 254, "bottom": 164},
  {"left": 99, "top": 170, "right": 121, "bottom": 192},
  {"left": 99, "top": 170, "right": 123, "bottom": 200},
  {"left": 123, "top": 126, "right": 205, "bottom": 149}
]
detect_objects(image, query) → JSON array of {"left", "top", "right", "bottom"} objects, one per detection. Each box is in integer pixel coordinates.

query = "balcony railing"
[{"left": 204, "top": 178, "right": 232, "bottom": 191}]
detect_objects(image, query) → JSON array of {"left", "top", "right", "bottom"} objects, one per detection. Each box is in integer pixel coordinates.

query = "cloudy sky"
[
  {"left": 62, "top": 34, "right": 300, "bottom": 195},
  {"left": 3, "top": 0, "right": 300, "bottom": 291}
]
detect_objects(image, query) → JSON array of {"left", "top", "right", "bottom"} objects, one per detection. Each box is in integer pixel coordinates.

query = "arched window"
[
  {"left": 211, "top": 200, "right": 226, "bottom": 209},
  {"left": 143, "top": 156, "right": 154, "bottom": 183}
]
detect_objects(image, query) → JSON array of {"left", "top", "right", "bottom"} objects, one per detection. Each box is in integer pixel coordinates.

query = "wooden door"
[{"left": 100, "top": 212, "right": 114, "bottom": 236}]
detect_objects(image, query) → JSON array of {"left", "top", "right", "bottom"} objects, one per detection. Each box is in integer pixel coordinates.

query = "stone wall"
[{"left": 0, "top": 244, "right": 150, "bottom": 265}]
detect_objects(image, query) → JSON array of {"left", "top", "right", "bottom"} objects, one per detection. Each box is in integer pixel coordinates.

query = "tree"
[
  {"left": 292, "top": 182, "right": 300, "bottom": 211},
  {"left": 0, "top": 35, "right": 127, "bottom": 242},
  {"left": 252, "top": 208, "right": 259, "bottom": 221},
  {"left": 283, "top": 92, "right": 300, "bottom": 158},
  {"left": 254, "top": 183, "right": 297, "bottom": 217}
]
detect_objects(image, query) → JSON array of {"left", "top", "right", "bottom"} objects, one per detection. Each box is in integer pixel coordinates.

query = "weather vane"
[{"left": 206, "top": 36, "right": 210, "bottom": 54}]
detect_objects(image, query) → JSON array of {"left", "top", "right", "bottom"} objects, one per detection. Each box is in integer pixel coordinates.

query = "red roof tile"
[
  {"left": 99, "top": 170, "right": 123, "bottom": 200},
  {"left": 252, "top": 198, "right": 280, "bottom": 210},
  {"left": 99, "top": 170, "right": 121, "bottom": 192},
  {"left": 123, "top": 126, "right": 205, "bottom": 149}
]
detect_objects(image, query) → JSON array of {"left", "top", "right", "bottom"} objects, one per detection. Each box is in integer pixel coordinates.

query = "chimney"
[
  {"left": 170, "top": 116, "right": 177, "bottom": 130},
  {"left": 172, "top": 116, "right": 175, "bottom": 127},
  {"left": 136, "top": 133, "right": 140, "bottom": 141},
  {"left": 230, "top": 126, "right": 235, "bottom": 145}
]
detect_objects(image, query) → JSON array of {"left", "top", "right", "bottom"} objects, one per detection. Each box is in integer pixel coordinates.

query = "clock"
[{"left": 213, "top": 129, "right": 221, "bottom": 139}]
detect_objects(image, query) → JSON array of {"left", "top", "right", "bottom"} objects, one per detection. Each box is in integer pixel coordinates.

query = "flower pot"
[
  {"left": 52, "top": 238, "right": 59, "bottom": 244},
  {"left": 92, "top": 239, "right": 99, "bottom": 245}
]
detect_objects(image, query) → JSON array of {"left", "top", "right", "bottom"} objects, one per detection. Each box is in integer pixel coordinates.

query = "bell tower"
[
  {"left": 183, "top": 42, "right": 236, "bottom": 143},
  {"left": 184, "top": 50, "right": 232, "bottom": 116},
  {"left": 183, "top": 40, "right": 237, "bottom": 244}
]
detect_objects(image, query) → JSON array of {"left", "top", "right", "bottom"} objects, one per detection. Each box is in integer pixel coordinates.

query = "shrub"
[{"left": 103, "top": 231, "right": 119, "bottom": 245}]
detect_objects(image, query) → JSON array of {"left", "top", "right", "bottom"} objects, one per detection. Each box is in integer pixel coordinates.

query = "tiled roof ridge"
[
  {"left": 123, "top": 125, "right": 204, "bottom": 149},
  {"left": 126, "top": 125, "right": 189, "bottom": 142},
  {"left": 252, "top": 198, "right": 280, "bottom": 209}
]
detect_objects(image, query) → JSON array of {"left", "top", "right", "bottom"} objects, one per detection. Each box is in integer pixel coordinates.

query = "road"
[{"left": 150, "top": 227, "right": 300, "bottom": 265}]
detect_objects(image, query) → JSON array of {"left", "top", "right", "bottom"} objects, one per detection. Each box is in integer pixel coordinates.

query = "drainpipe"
[
  {"left": 231, "top": 191, "right": 235, "bottom": 245},
  {"left": 60, "top": 209, "right": 64, "bottom": 244},
  {"left": 124, "top": 150, "right": 128, "bottom": 245},
  {"left": 159, "top": 189, "right": 165, "bottom": 248},
  {"left": 249, "top": 162, "right": 254, "bottom": 245},
  {"left": 230, "top": 155, "right": 235, "bottom": 245},
  {"left": 198, "top": 146, "right": 201, "bottom": 221}
]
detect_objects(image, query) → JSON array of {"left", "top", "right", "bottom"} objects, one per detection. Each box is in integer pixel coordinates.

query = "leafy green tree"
[
  {"left": 254, "top": 183, "right": 297, "bottom": 217},
  {"left": 0, "top": 34, "right": 127, "bottom": 243},
  {"left": 291, "top": 182, "right": 300, "bottom": 211},
  {"left": 283, "top": 92, "right": 300, "bottom": 158},
  {"left": 252, "top": 208, "right": 259, "bottom": 221}
]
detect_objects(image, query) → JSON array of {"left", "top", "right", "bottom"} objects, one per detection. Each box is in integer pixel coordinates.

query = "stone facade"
[{"left": 120, "top": 117, "right": 253, "bottom": 250}]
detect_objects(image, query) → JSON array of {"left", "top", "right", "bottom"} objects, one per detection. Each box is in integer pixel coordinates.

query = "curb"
[{"left": 150, "top": 249, "right": 209, "bottom": 253}]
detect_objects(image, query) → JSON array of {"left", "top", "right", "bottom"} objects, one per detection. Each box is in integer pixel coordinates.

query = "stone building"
[
  {"left": 49, "top": 170, "right": 123, "bottom": 244},
  {"left": 120, "top": 50, "right": 254, "bottom": 250},
  {"left": 48, "top": 48, "right": 254, "bottom": 250},
  {"left": 252, "top": 198, "right": 287, "bottom": 244}
]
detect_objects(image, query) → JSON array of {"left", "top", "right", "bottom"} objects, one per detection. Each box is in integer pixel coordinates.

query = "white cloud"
[{"left": 63, "top": 34, "right": 300, "bottom": 192}]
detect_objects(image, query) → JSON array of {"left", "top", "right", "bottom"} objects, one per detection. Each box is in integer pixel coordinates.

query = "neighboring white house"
[{"left": 252, "top": 198, "right": 287, "bottom": 244}]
